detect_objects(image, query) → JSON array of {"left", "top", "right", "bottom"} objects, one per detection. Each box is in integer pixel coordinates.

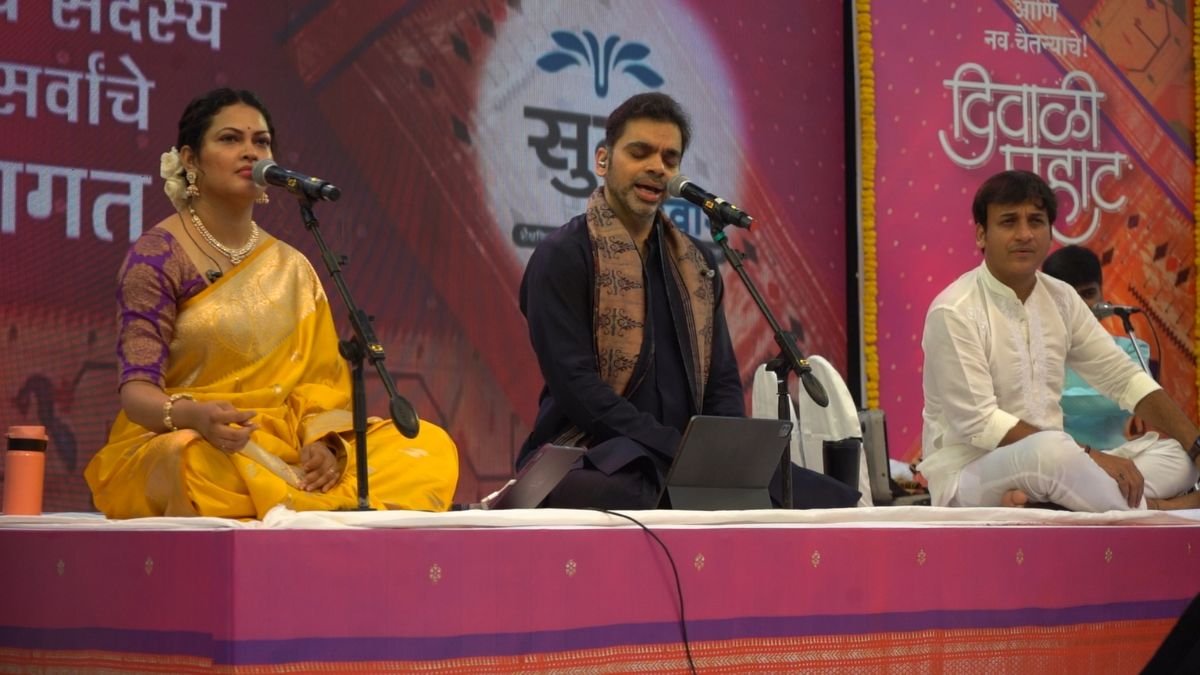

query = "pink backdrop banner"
[
  {"left": 870, "top": 0, "right": 1196, "bottom": 460},
  {"left": 0, "top": 0, "right": 850, "bottom": 507}
]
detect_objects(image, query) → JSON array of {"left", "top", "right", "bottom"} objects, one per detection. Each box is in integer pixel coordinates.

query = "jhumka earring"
[
  {"left": 185, "top": 170, "right": 200, "bottom": 199},
  {"left": 255, "top": 192, "right": 270, "bottom": 205}
]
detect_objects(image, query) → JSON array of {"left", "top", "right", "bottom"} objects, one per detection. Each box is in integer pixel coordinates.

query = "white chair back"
[{"left": 751, "top": 357, "right": 873, "bottom": 506}]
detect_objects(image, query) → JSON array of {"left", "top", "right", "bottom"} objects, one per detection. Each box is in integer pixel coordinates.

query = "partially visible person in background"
[{"left": 1042, "top": 244, "right": 1152, "bottom": 451}]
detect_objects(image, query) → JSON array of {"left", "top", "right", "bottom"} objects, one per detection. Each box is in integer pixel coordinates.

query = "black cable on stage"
[{"left": 595, "top": 509, "right": 697, "bottom": 674}]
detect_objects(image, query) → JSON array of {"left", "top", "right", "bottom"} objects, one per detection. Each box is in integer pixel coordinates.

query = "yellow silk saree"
[{"left": 85, "top": 237, "right": 458, "bottom": 518}]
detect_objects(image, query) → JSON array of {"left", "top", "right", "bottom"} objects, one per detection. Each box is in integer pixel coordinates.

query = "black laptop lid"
[
  {"left": 658, "top": 416, "right": 792, "bottom": 510},
  {"left": 487, "top": 444, "right": 585, "bottom": 509}
]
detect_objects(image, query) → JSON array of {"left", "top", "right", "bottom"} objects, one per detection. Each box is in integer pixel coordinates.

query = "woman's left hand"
[{"left": 299, "top": 441, "right": 341, "bottom": 492}]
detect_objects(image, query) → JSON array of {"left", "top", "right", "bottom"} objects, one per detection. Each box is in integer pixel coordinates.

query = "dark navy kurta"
[{"left": 517, "top": 213, "right": 744, "bottom": 480}]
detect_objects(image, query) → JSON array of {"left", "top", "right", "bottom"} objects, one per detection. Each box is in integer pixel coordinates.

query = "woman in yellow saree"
[{"left": 85, "top": 88, "right": 458, "bottom": 518}]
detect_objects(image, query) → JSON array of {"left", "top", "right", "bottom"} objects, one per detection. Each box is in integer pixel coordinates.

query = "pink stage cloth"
[{"left": 2, "top": 507, "right": 1198, "bottom": 672}]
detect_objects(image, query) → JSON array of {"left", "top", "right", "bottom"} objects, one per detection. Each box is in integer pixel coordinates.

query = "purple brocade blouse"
[{"left": 115, "top": 228, "right": 209, "bottom": 389}]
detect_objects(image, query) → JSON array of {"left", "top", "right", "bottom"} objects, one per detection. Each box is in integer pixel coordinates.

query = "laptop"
[
  {"left": 657, "top": 415, "right": 793, "bottom": 510},
  {"left": 484, "top": 444, "right": 585, "bottom": 509}
]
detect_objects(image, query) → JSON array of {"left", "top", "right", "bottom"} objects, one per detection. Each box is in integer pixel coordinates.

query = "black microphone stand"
[
  {"left": 296, "top": 196, "right": 420, "bottom": 511},
  {"left": 706, "top": 215, "right": 828, "bottom": 510},
  {"left": 1118, "top": 314, "right": 1151, "bottom": 376}
]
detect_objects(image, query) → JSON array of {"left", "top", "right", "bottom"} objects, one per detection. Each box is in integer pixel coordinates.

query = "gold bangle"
[{"left": 163, "top": 393, "right": 195, "bottom": 431}]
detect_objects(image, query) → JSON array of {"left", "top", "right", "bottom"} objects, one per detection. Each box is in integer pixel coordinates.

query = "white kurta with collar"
[{"left": 918, "top": 261, "right": 1164, "bottom": 507}]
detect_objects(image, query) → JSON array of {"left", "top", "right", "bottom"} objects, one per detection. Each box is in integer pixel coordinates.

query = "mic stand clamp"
[
  {"left": 296, "top": 196, "right": 420, "bottom": 511},
  {"left": 706, "top": 214, "right": 827, "bottom": 510}
]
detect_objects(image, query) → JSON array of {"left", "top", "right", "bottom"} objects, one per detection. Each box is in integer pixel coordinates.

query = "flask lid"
[{"left": 7, "top": 425, "right": 48, "bottom": 451}]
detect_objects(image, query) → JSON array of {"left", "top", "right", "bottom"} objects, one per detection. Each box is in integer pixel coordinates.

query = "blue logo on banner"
[{"left": 536, "top": 30, "right": 663, "bottom": 97}]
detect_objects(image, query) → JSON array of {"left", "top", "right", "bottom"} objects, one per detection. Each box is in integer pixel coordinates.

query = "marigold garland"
[{"left": 856, "top": 0, "right": 880, "bottom": 410}]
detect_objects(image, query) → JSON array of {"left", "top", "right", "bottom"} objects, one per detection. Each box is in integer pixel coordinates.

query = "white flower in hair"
[
  {"left": 159, "top": 147, "right": 182, "bottom": 179},
  {"left": 160, "top": 147, "right": 187, "bottom": 207}
]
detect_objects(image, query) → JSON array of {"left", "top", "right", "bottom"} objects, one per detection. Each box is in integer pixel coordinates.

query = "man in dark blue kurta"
[{"left": 519, "top": 93, "right": 857, "bottom": 510}]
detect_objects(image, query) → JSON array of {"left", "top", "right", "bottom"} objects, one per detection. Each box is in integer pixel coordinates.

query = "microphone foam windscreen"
[
  {"left": 667, "top": 174, "right": 690, "bottom": 198},
  {"left": 250, "top": 159, "right": 276, "bottom": 187}
]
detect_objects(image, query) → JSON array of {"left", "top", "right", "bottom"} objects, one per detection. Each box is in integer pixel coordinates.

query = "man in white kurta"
[{"left": 919, "top": 170, "right": 1199, "bottom": 511}]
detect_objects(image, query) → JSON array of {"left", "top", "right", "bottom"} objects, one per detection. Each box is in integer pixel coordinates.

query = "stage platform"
[{"left": 2, "top": 506, "right": 1198, "bottom": 673}]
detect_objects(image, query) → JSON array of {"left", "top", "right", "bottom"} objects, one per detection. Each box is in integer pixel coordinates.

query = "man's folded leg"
[{"left": 540, "top": 438, "right": 663, "bottom": 510}]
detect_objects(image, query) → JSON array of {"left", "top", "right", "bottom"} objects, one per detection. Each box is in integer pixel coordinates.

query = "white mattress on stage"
[{"left": 2, "top": 504, "right": 1198, "bottom": 530}]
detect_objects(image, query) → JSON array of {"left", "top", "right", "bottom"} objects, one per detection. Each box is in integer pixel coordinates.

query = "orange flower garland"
[{"left": 856, "top": 0, "right": 880, "bottom": 410}]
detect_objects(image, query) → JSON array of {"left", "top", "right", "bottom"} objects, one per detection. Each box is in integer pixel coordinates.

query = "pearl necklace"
[{"left": 187, "top": 206, "right": 260, "bottom": 265}]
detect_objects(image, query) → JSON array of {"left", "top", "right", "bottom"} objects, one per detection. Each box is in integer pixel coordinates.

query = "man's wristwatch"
[{"left": 1189, "top": 436, "right": 1200, "bottom": 462}]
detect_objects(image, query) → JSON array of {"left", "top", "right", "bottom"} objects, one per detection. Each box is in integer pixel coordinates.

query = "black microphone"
[
  {"left": 1092, "top": 302, "right": 1141, "bottom": 319},
  {"left": 252, "top": 159, "right": 342, "bottom": 202},
  {"left": 667, "top": 175, "right": 753, "bottom": 228}
]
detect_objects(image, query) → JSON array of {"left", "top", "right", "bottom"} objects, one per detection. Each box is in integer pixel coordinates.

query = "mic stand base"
[
  {"left": 339, "top": 339, "right": 374, "bottom": 511},
  {"left": 766, "top": 356, "right": 795, "bottom": 510}
]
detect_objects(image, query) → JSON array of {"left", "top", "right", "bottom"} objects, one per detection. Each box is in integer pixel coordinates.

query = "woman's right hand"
[
  {"left": 174, "top": 399, "right": 257, "bottom": 453},
  {"left": 118, "top": 381, "right": 257, "bottom": 453}
]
